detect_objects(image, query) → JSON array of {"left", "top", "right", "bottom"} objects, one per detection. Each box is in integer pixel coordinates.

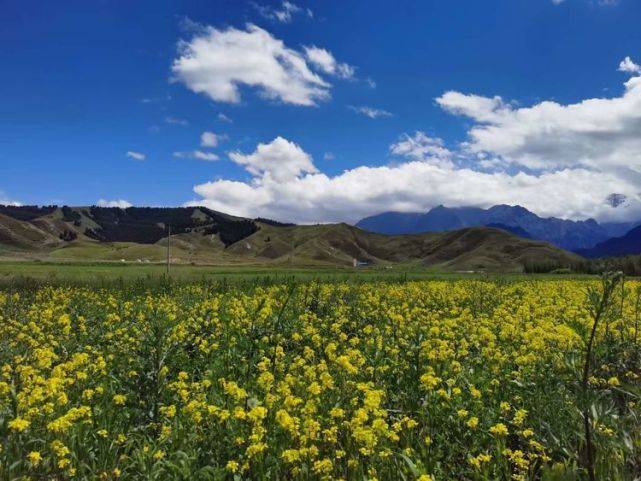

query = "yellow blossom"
[
  {"left": 489, "top": 423, "right": 508, "bottom": 437},
  {"left": 27, "top": 451, "right": 42, "bottom": 465}
]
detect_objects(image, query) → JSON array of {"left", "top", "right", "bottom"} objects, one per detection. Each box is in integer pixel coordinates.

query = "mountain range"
[
  {"left": 577, "top": 224, "right": 641, "bottom": 258},
  {"left": 356, "top": 204, "right": 638, "bottom": 252},
  {"left": 0, "top": 205, "right": 582, "bottom": 272}
]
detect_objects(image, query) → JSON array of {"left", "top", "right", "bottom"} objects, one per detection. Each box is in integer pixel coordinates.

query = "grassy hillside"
[
  {"left": 233, "top": 222, "right": 582, "bottom": 271},
  {"left": 0, "top": 206, "right": 582, "bottom": 272},
  {"left": 0, "top": 212, "right": 61, "bottom": 249}
]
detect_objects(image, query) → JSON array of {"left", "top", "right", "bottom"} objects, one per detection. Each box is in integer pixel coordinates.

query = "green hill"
[{"left": 0, "top": 205, "right": 582, "bottom": 272}]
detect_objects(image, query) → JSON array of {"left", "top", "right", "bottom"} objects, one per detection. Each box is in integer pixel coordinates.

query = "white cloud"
[
  {"left": 188, "top": 61, "right": 641, "bottom": 224},
  {"left": 390, "top": 132, "right": 453, "bottom": 167},
  {"left": 218, "top": 113, "right": 233, "bottom": 123},
  {"left": 435, "top": 92, "right": 507, "bottom": 123},
  {"left": 436, "top": 72, "right": 641, "bottom": 175},
  {"left": 201, "top": 131, "right": 226, "bottom": 147},
  {"left": 349, "top": 105, "right": 392, "bottom": 119},
  {"left": 619, "top": 56, "right": 641, "bottom": 75},
  {"left": 172, "top": 24, "right": 353, "bottom": 106},
  {"left": 126, "top": 151, "right": 146, "bottom": 161},
  {"left": 193, "top": 151, "right": 219, "bottom": 161},
  {"left": 97, "top": 199, "right": 132, "bottom": 209},
  {"left": 228, "top": 136, "right": 317, "bottom": 182},
  {"left": 274, "top": 2, "right": 299, "bottom": 22},
  {"left": 253, "top": 1, "right": 310, "bottom": 23},
  {"left": 165, "top": 116, "right": 189, "bottom": 126},
  {"left": 173, "top": 150, "right": 219, "bottom": 162},
  {"left": 323, "top": 152, "right": 335, "bottom": 160},
  {"left": 189, "top": 136, "right": 640, "bottom": 224},
  {"left": 304, "top": 46, "right": 355, "bottom": 79}
]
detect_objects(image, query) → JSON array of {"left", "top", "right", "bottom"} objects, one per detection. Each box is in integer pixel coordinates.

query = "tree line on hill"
[
  {"left": 524, "top": 256, "right": 641, "bottom": 276},
  {"left": 83, "top": 207, "right": 260, "bottom": 246},
  {"left": 0, "top": 205, "right": 57, "bottom": 221}
]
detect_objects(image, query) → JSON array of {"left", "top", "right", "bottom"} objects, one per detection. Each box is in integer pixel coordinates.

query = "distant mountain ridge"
[
  {"left": 577, "top": 224, "right": 641, "bottom": 258},
  {"left": 356, "top": 204, "right": 638, "bottom": 251}
]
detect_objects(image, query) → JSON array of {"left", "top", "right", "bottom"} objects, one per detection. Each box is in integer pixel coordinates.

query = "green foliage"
[{"left": 61, "top": 206, "right": 81, "bottom": 224}]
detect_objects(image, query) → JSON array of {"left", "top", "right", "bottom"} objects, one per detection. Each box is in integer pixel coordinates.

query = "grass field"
[
  {"left": 1, "top": 273, "right": 639, "bottom": 480},
  {"left": 0, "top": 260, "right": 601, "bottom": 286},
  {"left": 0, "top": 260, "right": 489, "bottom": 285}
]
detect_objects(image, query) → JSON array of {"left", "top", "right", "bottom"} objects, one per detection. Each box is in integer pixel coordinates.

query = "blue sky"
[{"left": 2, "top": 0, "right": 641, "bottom": 223}]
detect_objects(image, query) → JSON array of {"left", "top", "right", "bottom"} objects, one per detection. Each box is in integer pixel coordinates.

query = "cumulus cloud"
[
  {"left": 201, "top": 131, "right": 225, "bottom": 147},
  {"left": 173, "top": 150, "right": 219, "bottom": 161},
  {"left": 97, "top": 199, "right": 132, "bottom": 208},
  {"left": 619, "top": 56, "right": 641, "bottom": 75},
  {"left": 349, "top": 105, "right": 392, "bottom": 119},
  {"left": 126, "top": 151, "right": 146, "bottom": 161},
  {"left": 436, "top": 72, "right": 641, "bottom": 175},
  {"left": 172, "top": 24, "right": 352, "bottom": 106},
  {"left": 435, "top": 92, "right": 507, "bottom": 123},
  {"left": 304, "top": 46, "right": 355, "bottom": 79},
  {"left": 189, "top": 136, "right": 639, "bottom": 224},
  {"left": 188, "top": 59, "right": 641, "bottom": 224},
  {"left": 228, "top": 136, "right": 317, "bottom": 182}
]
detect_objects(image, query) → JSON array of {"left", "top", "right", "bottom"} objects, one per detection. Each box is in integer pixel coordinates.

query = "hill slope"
[
  {"left": 225, "top": 222, "right": 584, "bottom": 271},
  {"left": 356, "top": 204, "right": 637, "bottom": 251},
  {"left": 0, "top": 212, "right": 61, "bottom": 250},
  {"left": 0, "top": 205, "right": 582, "bottom": 271}
]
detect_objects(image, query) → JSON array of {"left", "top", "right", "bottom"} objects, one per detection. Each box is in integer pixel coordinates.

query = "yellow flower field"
[{"left": 0, "top": 278, "right": 639, "bottom": 480}]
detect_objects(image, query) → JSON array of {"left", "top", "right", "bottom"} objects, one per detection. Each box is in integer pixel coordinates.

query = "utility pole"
[{"left": 166, "top": 224, "right": 171, "bottom": 275}]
